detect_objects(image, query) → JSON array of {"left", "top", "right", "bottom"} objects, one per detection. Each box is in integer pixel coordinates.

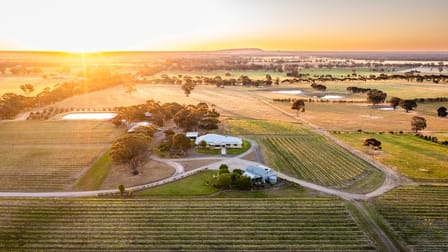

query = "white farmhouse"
[
  {"left": 195, "top": 134, "right": 242, "bottom": 149},
  {"left": 243, "top": 165, "right": 277, "bottom": 184}
]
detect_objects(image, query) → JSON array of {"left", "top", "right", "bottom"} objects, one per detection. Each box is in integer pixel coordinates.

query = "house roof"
[
  {"left": 244, "top": 165, "right": 274, "bottom": 177},
  {"left": 195, "top": 134, "right": 242, "bottom": 145},
  {"left": 186, "top": 132, "right": 199, "bottom": 137}
]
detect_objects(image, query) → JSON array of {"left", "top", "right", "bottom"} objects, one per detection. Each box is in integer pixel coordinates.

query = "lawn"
[
  {"left": 0, "top": 120, "right": 123, "bottom": 191},
  {"left": 333, "top": 132, "right": 448, "bottom": 181},
  {"left": 136, "top": 170, "right": 218, "bottom": 196}
]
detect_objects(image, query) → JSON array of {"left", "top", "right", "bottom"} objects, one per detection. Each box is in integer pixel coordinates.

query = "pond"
[
  {"left": 272, "top": 90, "right": 303, "bottom": 94},
  {"left": 62, "top": 112, "right": 117, "bottom": 120}
]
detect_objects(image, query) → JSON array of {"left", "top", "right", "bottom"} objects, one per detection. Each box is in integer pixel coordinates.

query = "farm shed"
[
  {"left": 128, "top": 121, "right": 153, "bottom": 133},
  {"left": 243, "top": 165, "right": 277, "bottom": 184}
]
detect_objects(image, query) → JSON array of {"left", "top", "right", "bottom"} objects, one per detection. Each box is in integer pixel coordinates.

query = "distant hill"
[{"left": 215, "top": 48, "right": 266, "bottom": 55}]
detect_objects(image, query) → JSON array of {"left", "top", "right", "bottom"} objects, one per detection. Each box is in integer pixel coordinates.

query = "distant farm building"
[
  {"left": 243, "top": 165, "right": 277, "bottom": 185},
  {"left": 195, "top": 134, "right": 242, "bottom": 149},
  {"left": 186, "top": 132, "right": 199, "bottom": 140},
  {"left": 128, "top": 121, "right": 153, "bottom": 133}
]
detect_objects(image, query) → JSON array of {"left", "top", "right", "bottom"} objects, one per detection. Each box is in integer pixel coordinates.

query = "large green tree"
[
  {"left": 109, "top": 133, "right": 151, "bottom": 175},
  {"left": 400, "top": 99, "right": 417, "bottom": 113},
  {"left": 367, "top": 89, "right": 387, "bottom": 106},
  {"left": 172, "top": 133, "right": 191, "bottom": 152},
  {"left": 389, "top": 97, "right": 401, "bottom": 110}
]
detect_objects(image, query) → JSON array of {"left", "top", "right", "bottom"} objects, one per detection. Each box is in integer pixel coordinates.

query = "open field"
[
  {"left": 226, "top": 119, "right": 310, "bottom": 135},
  {"left": 51, "top": 84, "right": 296, "bottom": 121},
  {"left": 333, "top": 132, "right": 448, "bottom": 181},
  {"left": 256, "top": 81, "right": 448, "bottom": 100},
  {"left": 373, "top": 185, "right": 448, "bottom": 251},
  {"left": 274, "top": 102, "right": 448, "bottom": 132},
  {"left": 0, "top": 197, "right": 376, "bottom": 251},
  {"left": 0, "top": 75, "right": 60, "bottom": 96},
  {"left": 0, "top": 120, "right": 123, "bottom": 191},
  {"left": 100, "top": 160, "right": 175, "bottom": 190}
]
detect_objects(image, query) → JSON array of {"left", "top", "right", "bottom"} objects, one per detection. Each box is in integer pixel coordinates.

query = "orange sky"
[{"left": 1, "top": 0, "right": 447, "bottom": 52}]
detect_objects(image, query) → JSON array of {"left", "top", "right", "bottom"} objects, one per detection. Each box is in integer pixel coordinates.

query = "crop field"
[
  {"left": 0, "top": 120, "right": 123, "bottom": 191},
  {"left": 0, "top": 198, "right": 376, "bottom": 251},
  {"left": 373, "top": 185, "right": 448, "bottom": 251},
  {"left": 260, "top": 136, "right": 383, "bottom": 191},
  {"left": 227, "top": 119, "right": 310, "bottom": 135},
  {"left": 333, "top": 132, "right": 448, "bottom": 181}
]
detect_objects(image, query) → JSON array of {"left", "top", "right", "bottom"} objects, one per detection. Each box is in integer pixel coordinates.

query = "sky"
[{"left": 0, "top": 0, "right": 447, "bottom": 52}]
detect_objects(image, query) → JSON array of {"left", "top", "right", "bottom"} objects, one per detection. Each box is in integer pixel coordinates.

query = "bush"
[
  {"left": 219, "top": 164, "right": 229, "bottom": 175},
  {"left": 215, "top": 173, "right": 232, "bottom": 189},
  {"left": 235, "top": 175, "right": 252, "bottom": 190},
  {"left": 118, "top": 184, "right": 125, "bottom": 195}
]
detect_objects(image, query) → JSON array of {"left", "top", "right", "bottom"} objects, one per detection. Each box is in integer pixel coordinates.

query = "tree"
[
  {"left": 411, "top": 116, "right": 427, "bottom": 133},
  {"left": 291, "top": 99, "right": 305, "bottom": 116},
  {"left": 219, "top": 164, "right": 230, "bottom": 175},
  {"left": 118, "top": 184, "right": 125, "bottom": 195},
  {"left": 172, "top": 133, "right": 191, "bottom": 152},
  {"left": 437, "top": 106, "right": 447, "bottom": 117},
  {"left": 109, "top": 133, "right": 151, "bottom": 175},
  {"left": 265, "top": 74, "right": 272, "bottom": 85},
  {"left": 19, "top": 83, "right": 35, "bottom": 96},
  {"left": 400, "top": 99, "right": 417, "bottom": 113},
  {"left": 367, "top": 89, "right": 387, "bottom": 106},
  {"left": 130, "top": 125, "right": 157, "bottom": 137},
  {"left": 363, "top": 138, "right": 382, "bottom": 150},
  {"left": 389, "top": 97, "right": 401, "bottom": 110},
  {"left": 215, "top": 173, "right": 232, "bottom": 189},
  {"left": 199, "top": 140, "right": 207, "bottom": 148},
  {"left": 181, "top": 81, "right": 195, "bottom": 97}
]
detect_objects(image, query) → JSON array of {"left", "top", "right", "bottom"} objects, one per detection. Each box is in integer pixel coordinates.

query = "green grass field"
[
  {"left": 333, "top": 132, "right": 448, "bottom": 181},
  {"left": 0, "top": 120, "right": 123, "bottom": 191},
  {"left": 373, "top": 185, "right": 448, "bottom": 251},
  {"left": 227, "top": 119, "right": 310, "bottom": 135},
  {"left": 136, "top": 170, "right": 218, "bottom": 196},
  {"left": 0, "top": 197, "right": 376, "bottom": 251}
]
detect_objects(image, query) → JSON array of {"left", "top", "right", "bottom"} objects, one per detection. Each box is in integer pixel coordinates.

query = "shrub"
[
  {"left": 215, "top": 173, "right": 232, "bottom": 189},
  {"left": 219, "top": 164, "right": 229, "bottom": 175},
  {"left": 118, "top": 184, "right": 125, "bottom": 195}
]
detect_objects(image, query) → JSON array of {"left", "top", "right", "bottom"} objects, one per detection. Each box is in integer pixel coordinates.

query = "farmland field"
[
  {"left": 0, "top": 120, "right": 123, "bottom": 191},
  {"left": 0, "top": 197, "right": 376, "bottom": 251},
  {"left": 373, "top": 185, "right": 448, "bottom": 251},
  {"left": 0, "top": 75, "right": 61, "bottom": 96},
  {"left": 273, "top": 101, "right": 448, "bottom": 132},
  {"left": 227, "top": 119, "right": 310, "bottom": 135},
  {"left": 260, "top": 136, "right": 383, "bottom": 192},
  {"left": 333, "top": 132, "right": 448, "bottom": 181}
]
